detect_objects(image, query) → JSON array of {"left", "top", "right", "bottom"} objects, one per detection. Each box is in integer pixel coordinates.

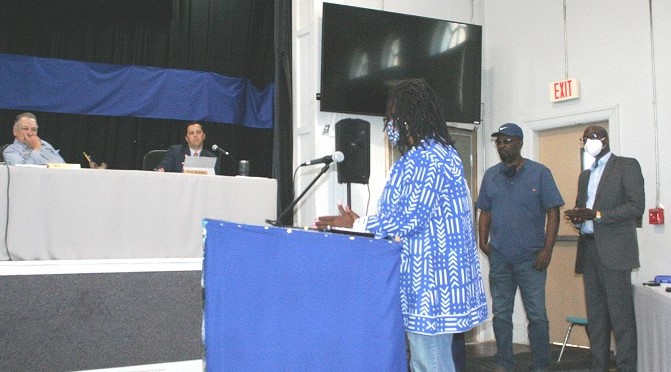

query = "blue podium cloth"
[
  {"left": 0, "top": 53, "right": 273, "bottom": 128},
  {"left": 203, "top": 220, "right": 407, "bottom": 371}
]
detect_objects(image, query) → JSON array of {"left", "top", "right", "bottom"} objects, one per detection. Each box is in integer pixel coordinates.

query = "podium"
[{"left": 203, "top": 220, "right": 407, "bottom": 371}]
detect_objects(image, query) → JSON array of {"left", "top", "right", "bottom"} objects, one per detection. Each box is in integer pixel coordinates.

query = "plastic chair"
[
  {"left": 142, "top": 149, "right": 167, "bottom": 171},
  {"left": 557, "top": 316, "right": 589, "bottom": 362}
]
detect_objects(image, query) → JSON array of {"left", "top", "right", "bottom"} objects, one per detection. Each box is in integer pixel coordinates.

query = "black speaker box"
[{"left": 335, "top": 118, "right": 370, "bottom": 184}]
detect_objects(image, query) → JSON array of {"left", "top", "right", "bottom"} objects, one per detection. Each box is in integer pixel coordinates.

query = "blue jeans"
[
  {"left": 489, "top": 249, "right": 550, "bottom": 371},
  {"left": 406, "top": 332, "right": 455, "bottom": 372}
]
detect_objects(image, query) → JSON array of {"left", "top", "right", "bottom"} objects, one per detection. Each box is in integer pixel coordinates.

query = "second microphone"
[{"left": 300, "top": 151, "right": 344, "bottom": 166}]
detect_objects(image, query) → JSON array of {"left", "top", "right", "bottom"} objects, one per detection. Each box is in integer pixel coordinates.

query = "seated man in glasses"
[{"left": 3, "top": 112, "right": 65, "bottom": 165}]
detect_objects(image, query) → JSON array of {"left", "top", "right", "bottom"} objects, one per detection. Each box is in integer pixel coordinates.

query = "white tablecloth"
[
  {"left": 634, "top": 283, "right": 671, "bottom": 372},
  {"left": 0, "top": 165, "right": 276, "bottom": 260}
]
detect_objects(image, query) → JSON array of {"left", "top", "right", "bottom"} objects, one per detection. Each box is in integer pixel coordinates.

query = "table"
[
  {"left": 0, "top": 165, "right": 276, "bottom": 260},
  {"left": 634, "top": 283, "right": 671, "bottom": 372}
]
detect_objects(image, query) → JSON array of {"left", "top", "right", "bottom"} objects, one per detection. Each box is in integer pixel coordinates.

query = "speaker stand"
[{"left": 346, "top": 182, "right": 352, "bottom": 207}]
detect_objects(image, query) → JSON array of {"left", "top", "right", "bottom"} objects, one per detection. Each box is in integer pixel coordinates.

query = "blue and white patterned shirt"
[{"left": 365, "top": 139, "right": 488, "bottom": 335}]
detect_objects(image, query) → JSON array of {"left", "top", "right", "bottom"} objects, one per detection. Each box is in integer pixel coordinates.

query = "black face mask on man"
[{"left": 502, "top": 165, "right": 517, "bottom": 177}]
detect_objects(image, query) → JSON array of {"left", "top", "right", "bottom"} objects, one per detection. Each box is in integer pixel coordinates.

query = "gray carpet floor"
[{"left": 465, "top": 343, "right": 616, "bottom": 372}]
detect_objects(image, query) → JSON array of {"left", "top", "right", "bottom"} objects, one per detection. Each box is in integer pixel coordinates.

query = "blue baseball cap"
[{"left": 491, "top": 123, "right": 523, "bottom": 139}]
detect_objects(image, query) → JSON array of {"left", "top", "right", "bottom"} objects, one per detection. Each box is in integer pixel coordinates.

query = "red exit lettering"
[
  {"left": 553, "top": 80, "right": 573, "bottom": 99},
  {"left": 549, "top": 78, "right": 580, "bottom": 102}
]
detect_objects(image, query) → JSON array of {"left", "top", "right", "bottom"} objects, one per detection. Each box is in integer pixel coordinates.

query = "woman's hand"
[{"left": 314, "top": 203, "right": 359, "bottom": 230}]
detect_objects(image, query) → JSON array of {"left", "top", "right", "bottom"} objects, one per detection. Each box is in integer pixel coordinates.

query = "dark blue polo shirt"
[{"left": 476, "top": 159, "right": 564, "bottom": 263}]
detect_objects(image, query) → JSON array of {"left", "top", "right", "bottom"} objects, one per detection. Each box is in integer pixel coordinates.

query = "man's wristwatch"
[{"left": 594, "top": 210, "right": 602, "bottom": 223}]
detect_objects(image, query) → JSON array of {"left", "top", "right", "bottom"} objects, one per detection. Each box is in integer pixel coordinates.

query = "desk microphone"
[
  {"left": 211, "top": 144, "right": 231, "bottom": 157},
  {"left": 300, "top": 151, "right": 344, "bottom": 166}
]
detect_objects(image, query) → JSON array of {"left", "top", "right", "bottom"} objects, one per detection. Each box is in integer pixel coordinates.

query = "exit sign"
[{"left": 550, "top": 78, "right": 580, "bottom": 102}]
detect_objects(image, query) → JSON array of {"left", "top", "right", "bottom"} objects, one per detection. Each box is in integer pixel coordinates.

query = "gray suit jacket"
[{"left": 574, "top": 154, "right": 645, "bottom": 273}]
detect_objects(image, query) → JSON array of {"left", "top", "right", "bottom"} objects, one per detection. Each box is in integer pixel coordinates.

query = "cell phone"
[{"left": 654, "top": 275, "right": 671, "bottom": 284}]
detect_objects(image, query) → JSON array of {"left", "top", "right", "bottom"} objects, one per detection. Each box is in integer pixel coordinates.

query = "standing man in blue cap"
[{"left": 477, "top": 123, "right": 564, "bottom": 372}]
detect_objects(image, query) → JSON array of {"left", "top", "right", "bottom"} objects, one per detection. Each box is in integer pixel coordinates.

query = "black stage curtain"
[
  {"left": 0, "top": 0, "right": 287, "bottom": 180},
  {"left": 273, "top": 0, "right": 293, "bottom": 225}
]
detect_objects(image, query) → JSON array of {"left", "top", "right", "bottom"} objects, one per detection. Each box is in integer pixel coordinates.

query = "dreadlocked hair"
[{"left": 386, "top": 80, "right": 454, "bottom": 155}]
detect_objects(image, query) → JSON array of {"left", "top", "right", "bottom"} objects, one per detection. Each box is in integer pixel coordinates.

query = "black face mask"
[{"left": 502, "top": 165, "right": 517, "bottom": 177}]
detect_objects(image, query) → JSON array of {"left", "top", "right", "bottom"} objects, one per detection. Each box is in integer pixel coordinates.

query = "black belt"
[{"left": 582, "top": 233, "right": 595, "bottom": 240}]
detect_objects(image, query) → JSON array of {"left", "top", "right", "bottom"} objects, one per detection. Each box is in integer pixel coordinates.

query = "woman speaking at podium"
[{"left": 316, "top": 80, "right": 487, "bottom": 372}]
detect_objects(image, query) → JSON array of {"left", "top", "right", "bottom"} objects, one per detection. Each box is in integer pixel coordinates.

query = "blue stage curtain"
[
  {"left": 203, "top": 220, "right": 407, "bottom": 371},
  {"left": 0, "top": 53, "right": 273, "bottom": 129}
]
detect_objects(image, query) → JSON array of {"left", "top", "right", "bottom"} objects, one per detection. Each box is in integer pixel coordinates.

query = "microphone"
[
  {"left": 300, "top": 151, "right": 344, "bottom": 166},
  {"left": 211, "top": 144, "right": 231, "bottom": 157}
]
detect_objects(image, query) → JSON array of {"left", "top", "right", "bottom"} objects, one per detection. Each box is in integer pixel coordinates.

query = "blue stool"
[{"left": 557, "top": 316, "right": 589, "bottom": 362}]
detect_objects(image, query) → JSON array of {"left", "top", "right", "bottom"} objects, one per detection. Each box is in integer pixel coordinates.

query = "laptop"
[{"left": 183, "top": 155, "right": 216, "bottom": 175}]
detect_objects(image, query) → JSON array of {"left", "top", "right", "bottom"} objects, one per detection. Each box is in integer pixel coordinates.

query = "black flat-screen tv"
[{"left": 320, "top": 3, "right": 482, "bottom": 124}]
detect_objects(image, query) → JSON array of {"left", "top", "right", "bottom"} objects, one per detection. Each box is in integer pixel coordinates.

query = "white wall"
[
  {"left": 294, "top": 0, "right": 671, "bottom": 344},
  {"left": 482, "top": 0, "right": 671, "bottom": 282},
  {"left": 481, "top": 0, "right": 671, "bottom": 343}
]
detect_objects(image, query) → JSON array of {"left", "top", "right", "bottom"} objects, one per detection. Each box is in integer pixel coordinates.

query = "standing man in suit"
[
  {"left": 156, "top": 122, "right": 220, "bottom": 174},
  {"left": 565, "top": 125, "right": 644, "bottom": 372}
]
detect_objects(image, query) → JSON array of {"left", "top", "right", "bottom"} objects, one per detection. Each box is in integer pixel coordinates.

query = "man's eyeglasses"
[
  {"left": 579, "top": 133, "right": 604, "bottom": 144},
  {"left": 494, "top": 138, "right": 519, "bottom": 145}
]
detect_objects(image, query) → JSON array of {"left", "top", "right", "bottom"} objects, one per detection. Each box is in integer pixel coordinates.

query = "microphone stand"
[
  {"left": 212, "top": 145, "right": 237, "bottom": 163},
  {"left": 267, "top": 162, "right": 332, "bottom": 227},
  {"left": 217, "top": 151, "right": 237, "bottom": 164}
]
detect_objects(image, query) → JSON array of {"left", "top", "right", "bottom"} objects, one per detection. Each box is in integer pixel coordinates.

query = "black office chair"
[
  {"left": 1, "top": 143, "right": 9, "bottom": 162},
  {"left": 142, "top": 149, "right": 167, "bottom": 171}
]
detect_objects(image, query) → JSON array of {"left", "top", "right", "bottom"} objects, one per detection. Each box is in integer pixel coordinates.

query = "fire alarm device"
[{"left": 649, "top": 208, "right": 664, "bottom": 225}]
